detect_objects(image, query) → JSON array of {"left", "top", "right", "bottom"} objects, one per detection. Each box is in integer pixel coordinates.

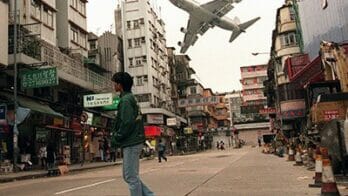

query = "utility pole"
[{"left": 12, "top": 0, "right": 19, "bottom": 172}]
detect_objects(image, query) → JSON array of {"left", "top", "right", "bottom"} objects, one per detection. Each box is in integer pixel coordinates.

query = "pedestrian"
[
  {"left": 220, "top": 141, "right": 225, "bottom": 150},
  {"left": 109, "top": 146, "right": 116, "bottom": 162},
  {"left": 98, "top": 139, "right": 104, "bottom": 161},
  {"left": 157, "top": 139, "right": 167, "bottom": 163},
  {"left": 216, "top": 141, "right": 220, "bottom": 150},
  {"left": 110, "top": 72, "right": 154, "bottom": 196},
  {"left": 38, "top": 144, "right": 47, "bottom": 169},
  {"left": 46, "top": 141, "right": 55, "bottom": 169}
]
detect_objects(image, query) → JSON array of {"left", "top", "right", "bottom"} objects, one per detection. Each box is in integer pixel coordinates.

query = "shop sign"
[
  {"left": 178, "top": 96, "right": 219, "bottom": 108},
  {"left": 21, "top": 67, "right": 59, "bottom": 88},
  {"left": 166, "top": 117, "right": 180, "bottom": 127},
  {"left": 0, "top": 104, "right": 6, "bottom": 125},
  {"left": 146, "top": 114, "right": 164, "bottom": 124},
  {"left": 259, "top": 108, "right": 276, "bottom": 115},
  {"left": 83, "top": 93, "right": 113, "bottom": 108},
  {"left": 281, "top": 109, "right": 305, "bottom": 120},
  {"left": 184, "top": 127, "right": 193, "bottom": 134},
  {"left": 324, "top": 110, "right": 339, "bottom": 121}
]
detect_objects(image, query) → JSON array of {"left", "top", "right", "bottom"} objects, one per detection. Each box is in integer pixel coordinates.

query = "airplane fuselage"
[{"left": 169, "top": 0, "right": 240, "bottom": 31}]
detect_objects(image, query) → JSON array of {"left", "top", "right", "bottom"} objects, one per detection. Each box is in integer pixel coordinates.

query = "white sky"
[{"left": 87, "top": 0, "right": 284, "bottom": 92}]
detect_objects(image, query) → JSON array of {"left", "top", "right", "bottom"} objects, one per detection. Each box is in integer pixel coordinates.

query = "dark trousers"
[
  {"left": 158, "top": 151, "right": 167, "bottom": 162},
  {"left": 110, "top": 152, "right": 116, "bottom": 162}
]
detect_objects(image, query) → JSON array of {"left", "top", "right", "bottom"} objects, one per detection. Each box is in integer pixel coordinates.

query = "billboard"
[{"left": 21, "top": 67, "right": 59, "bottom": 88}]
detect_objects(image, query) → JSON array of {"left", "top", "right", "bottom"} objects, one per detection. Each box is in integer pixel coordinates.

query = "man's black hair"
[{"left": 111, "top": 72, "right": 133, "bottom": 92}]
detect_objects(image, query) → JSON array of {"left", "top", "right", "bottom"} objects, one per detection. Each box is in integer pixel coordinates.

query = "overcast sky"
[{"left": 87, "top": 0, "right": 284, "bottom": 92}]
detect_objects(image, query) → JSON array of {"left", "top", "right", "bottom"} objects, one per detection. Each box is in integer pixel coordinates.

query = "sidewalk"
[{"left": 0, "top": 161, "right": 122, "bottom": 183}]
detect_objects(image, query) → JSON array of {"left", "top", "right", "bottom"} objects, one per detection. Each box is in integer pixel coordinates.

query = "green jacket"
[{"left": 111, "top": 91, "right": 145, "bottom": 148}]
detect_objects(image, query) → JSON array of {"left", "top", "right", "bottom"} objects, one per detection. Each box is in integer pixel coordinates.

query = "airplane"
[{"left": 169, "top": 0, "right": 261, "bottom": 53}]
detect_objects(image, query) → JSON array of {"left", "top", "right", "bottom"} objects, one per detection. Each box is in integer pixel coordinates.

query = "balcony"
[
  {"left": 41, "top": 41, "right": 112, "bottom": 92},
  {"left": 243, "top": 83, "right": 264, "bottom": 90},
  {"left": 8, "top": 23, "right": 42, "bottom": 65},
  {"left": 241, "top": 70, "right": 267, "bottom": 79}
]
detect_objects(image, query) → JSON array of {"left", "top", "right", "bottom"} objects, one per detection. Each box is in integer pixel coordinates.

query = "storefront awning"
[
  {"left": 0, "top": 92, "right": 63, "bottom": 117},
  {"left": 46, "top": 125, "right": 74, "bottom": 132}
]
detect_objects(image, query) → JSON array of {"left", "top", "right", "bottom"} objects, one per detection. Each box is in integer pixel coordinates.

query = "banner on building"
[
  {"left": 178, "top": 96, "right": 219, "bottom": 108},
  {"left": 21, "top": 67, "right": 59, "bottom": 88}
]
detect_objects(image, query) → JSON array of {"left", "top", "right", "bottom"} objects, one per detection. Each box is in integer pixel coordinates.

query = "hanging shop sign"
[
  {"left": 184, "top": 127, "right": 193, "bottom": 134},
  {"left": 21, "top": 67, "right": 59, "bottom": 88},
  {"left": 83, "top": 93, "right": 113, "bottom": 108},
  {"left": 324, "top": 110, "right": 340, "bottom": 121},
  {"left": 166, "top": 117, "right": 181, "bottom": 127},
  {"left": 259, "top": 108, "right": 276, "bottom": 115},
  {"left": 281, "top": 109, "right": 305, "bottom": 120}
]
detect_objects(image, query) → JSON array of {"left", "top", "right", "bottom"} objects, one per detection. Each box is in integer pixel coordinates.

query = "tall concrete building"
[
  {"left": 56, "top": 0, "right": 88, "bottom": 57},
  {"left": 298, "top": 0, "right": 348, "bottom": 59},
  {"left": 0, "top": 0, "right": 8, "bottom": 68},
  {"left": 224, "top": 91, "right": 242, "bottom": 125},
  {"left": 118, "top": 0, "right": 172, "bottom": 111},
  {"left": 240, "top": 64, "right": 268, "bottom": 121}
]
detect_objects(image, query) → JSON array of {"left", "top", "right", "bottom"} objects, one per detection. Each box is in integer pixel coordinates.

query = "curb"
[{"left": 0, "top": 162, "right": 122, "bottom": 184}]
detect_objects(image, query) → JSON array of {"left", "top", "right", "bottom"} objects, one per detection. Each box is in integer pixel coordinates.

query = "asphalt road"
[{"left": 0, "top": 147, "right": 321, "bottom": 196}]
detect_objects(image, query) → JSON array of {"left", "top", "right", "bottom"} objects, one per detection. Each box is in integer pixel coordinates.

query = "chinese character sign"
[{"left": 21, "top": 67, "right": 59, "bottom": 89}]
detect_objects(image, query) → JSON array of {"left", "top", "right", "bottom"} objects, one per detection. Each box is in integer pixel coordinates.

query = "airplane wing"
[
  {"left": 202, "top": 0, "right": 235, "bottom": 17},
  {"left": 180, "top": 16, "right": 210, "bottom": 53}
]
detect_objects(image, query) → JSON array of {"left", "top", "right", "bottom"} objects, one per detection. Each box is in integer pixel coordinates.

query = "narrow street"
[{"left": 0, "top": 147, "right": 320, "bottom": 196}]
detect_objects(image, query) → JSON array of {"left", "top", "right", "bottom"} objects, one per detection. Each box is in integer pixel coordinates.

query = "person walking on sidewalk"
[
  {"left": 111, "top": 72, "right": 154, "bottom": 196},
  {"left": 157, "top": 139, "right": 167, "bottom": 163},
  {"left": 38, "top": 144, "right": 47, "bottom": 169}
]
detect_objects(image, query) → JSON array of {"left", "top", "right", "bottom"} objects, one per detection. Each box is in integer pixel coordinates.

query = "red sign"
[
  {"left": 324, "top": 110, "right": 339, "bottom": 121},
  {"left": 144, "top": 126, "right": 161, "bottom": 137},
  {"left": 259, "top": 108, "right": 276, "bottom": 115},
  {"left": 281, "top": 109, "right": 305, "bottom": 120}
]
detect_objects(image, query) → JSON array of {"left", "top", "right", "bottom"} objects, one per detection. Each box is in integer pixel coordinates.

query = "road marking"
[{"left": 55, "top": 179, "right": 116, "bottom": 195}]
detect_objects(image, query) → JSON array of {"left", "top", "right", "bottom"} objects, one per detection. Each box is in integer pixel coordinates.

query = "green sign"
[
  {"left": 102, "top": 97, "right": 120, "bottom": 111},
  {"left": 21, "top": 67, "right": 59, "bottom": 88}
]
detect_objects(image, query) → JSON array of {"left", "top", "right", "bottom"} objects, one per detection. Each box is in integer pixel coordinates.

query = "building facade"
[
  {"left": 0, "top": 0, "right": 8, "bottom": 68},
  {"left": 298, "top": 0, "right": 348, "bottom": 59},
  {"left": 224, "top": 91, "right": 242, "bottom": 125},
  {"left": 56, "top": 0, "right": 88, "bottom": 57},
  {"left": 240, "top": 64, "right": 268, "bottom": 122},
  {"left": 119, "top": 0, "right": 172, "bottom": 111}
]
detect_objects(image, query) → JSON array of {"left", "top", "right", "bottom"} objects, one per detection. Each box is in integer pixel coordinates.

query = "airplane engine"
[
  {"left": 180, "top": 27, "right": 187, "bottom": 33},
  {"left": 178, "top": 41, "right": 182, "bottom": 47}
]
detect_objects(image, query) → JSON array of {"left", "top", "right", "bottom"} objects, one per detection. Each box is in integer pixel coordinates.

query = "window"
[
  {"left": 141, "top": 37, "right": 146, "bottom": 43},
  {"left": 79, "top": 0, "right": 86, "bottom": 15},
  {"left": 127, "top": 21, "right": 131, "bottom": 29},
  {"left": 129, "top": 58, "right": 133, "bottom": 67},
  {"left": 289, "top": 8, "right": 296, "bottom": 21},
  {"left": 133, "top": 20, "right": 139, "bottom": 29},
  {"left": 135, "top": 94, "right": 150, "bottom": 103},
  {"left": 128, "top": 39, "right": 132, "bottom": 48},
  {"left": 80, "top": 33, "right": 87, "bottom": 48},
  {"left": 134, "top": 38, "right": 140, "bottom": 47},
  {"left": 139, "top": 18, "right": 144, "bottom": 24},
  {"left": 31, "top": 0, "right": 41, "bottom": 19},
  {"left": 71, "top": 27, "right": 79, "bottom": 43},
  {"left": 280, "top": 33, "right": 297, "bottom": 47},
  {"left": 190, "top": 87, "right": 197, "bottom": 95},
  {"left": 70, "top": 0, "right": 78, "bottom": 8},
  {"left": 42, "top": 6, "right": 53, "bottom": 28},
  {"left": 135, "top": 57, "right": 142, "bottom": 66},
  {"left": 143, "top": 75, "right": 148, "bottom": 82},
  {"left": 142, "top": 55, "right": 147, "bottom": 63},
  {"left": 90, "top": 41, "right": 96, "bottom": 49},
  {"left": 136, "top": 76, "right": 143, "bottom": 86}
]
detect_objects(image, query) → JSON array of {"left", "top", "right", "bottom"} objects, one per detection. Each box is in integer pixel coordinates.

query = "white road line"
[{"left": 55, "top": 179, "right": 116, "bottom": 195}]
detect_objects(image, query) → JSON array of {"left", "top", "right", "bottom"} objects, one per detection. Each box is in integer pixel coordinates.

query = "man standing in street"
[
  {"left": 157, "top": 139, "right": 167, "bottom": 163},
  {"left": 111, "top": 72, "right": 155, "bottom": 196}
]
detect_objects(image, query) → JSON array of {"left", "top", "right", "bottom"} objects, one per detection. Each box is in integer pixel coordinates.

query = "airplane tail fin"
[{"left": 229, "top": 17, "right": 261, "bottom": 42}]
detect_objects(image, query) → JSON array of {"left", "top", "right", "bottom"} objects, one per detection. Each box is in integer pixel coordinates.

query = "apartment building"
[
  {"left": 224, "top": 91, "right": 242, "bottom": 125},
  {"left": 88, "top": 31, "right": 123, "bottom": 80},
  {"left": 118, "top": 0, "right": 172, "bottom": 110},
  {"left": 56, "top": 0, "right": 88, "bottom": 57},
  {"left": 298, "top": 0, "right": 348, "bottom": 59},
  {"left": 240, "top": 64, "right": 268, "bottom": 122},
  {"left": 0, "top": 0, "right": 8, "bottom": 68}
]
